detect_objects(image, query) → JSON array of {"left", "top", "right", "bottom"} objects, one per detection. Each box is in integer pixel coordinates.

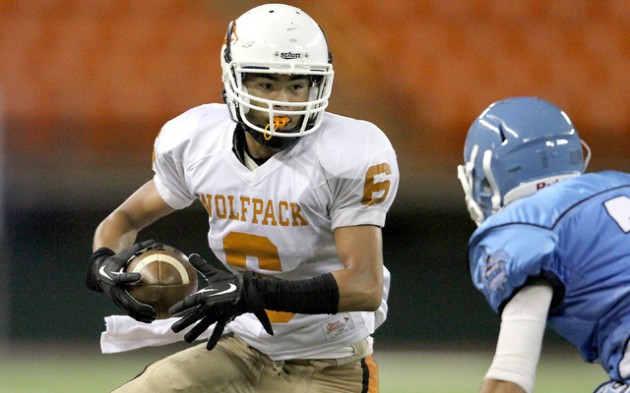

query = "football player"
[
  {"left": 458, "top": 96, "right": 630, "bottom": 393},
  {"left": 85, "top": 3, "right": 398, "bottom": 392}
]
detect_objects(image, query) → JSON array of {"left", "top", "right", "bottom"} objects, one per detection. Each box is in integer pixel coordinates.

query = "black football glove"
[
  {"left": 86, "top": 239, "right": 158, "bottom": 323},
  {"left": 169, "top": 254, "right": 274, "bottom": 350}
]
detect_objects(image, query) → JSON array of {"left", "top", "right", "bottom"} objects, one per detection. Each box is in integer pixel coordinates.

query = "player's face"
[{"left": 242, "top": 73, "right": 311, "bottom": 131}]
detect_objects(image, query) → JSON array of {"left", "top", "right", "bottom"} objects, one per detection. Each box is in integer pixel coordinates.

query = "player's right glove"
[
  {"left": 85, "top": 239, "right": 157, "bottom": 323},
  {"left": 169, "top": 254, "right": 274, "bottom": 350}
]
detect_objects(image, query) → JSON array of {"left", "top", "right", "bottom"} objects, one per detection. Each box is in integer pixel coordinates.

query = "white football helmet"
[
  {"left": 221, "top": 4, "right": 334, "bottom": 146},
  {"left": 457, "top": 97, "right": 591, "bottom": 226}
]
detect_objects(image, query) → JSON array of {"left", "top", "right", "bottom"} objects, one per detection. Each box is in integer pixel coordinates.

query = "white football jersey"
[{"left": 152, "top": 103, "right": 399, "bottom": 360}]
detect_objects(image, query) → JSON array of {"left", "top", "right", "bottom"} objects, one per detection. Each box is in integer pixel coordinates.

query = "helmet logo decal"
[
  {"left": 536, "top": 178, "right": 562, "bottom": 190},
  {"left": 276, "top": 51, "right": 308, "bottom": 60}
]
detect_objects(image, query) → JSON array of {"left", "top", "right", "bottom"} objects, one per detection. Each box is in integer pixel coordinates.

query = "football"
[{"left": 125, "top": 245, "right": 198, "bottom": 319}]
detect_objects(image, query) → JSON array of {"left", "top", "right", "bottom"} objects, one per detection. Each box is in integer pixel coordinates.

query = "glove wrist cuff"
[
  {"left": 86, "top": 247, "right": 116, "bottom": 292},
  {"left": 89, "top": 247, "right": 116, "bottom": 263},
  {"left": 255, "top": 272, "right": 339, "bottom": 314}
]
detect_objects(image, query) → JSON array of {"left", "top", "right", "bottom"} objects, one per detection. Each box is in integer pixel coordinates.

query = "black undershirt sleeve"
[{"left": 254, "top": 272, "right": 339, "bottom": 315}]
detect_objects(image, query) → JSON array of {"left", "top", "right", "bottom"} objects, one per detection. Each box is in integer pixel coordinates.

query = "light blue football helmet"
[{"left": 457, "top": 96, "right": 591, "bottom": 226}]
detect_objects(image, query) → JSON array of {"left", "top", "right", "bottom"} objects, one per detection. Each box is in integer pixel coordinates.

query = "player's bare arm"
[
  {"left": 333, "top": 225, "right": 384, "bottom": 311},
  {"left": 93, "top": 180, "right": 176, "bottom": 252}
]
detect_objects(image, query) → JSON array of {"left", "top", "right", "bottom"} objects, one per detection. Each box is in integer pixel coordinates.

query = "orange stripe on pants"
[{"left": 362, "top": 355, "right": 379, "bottom": 393}]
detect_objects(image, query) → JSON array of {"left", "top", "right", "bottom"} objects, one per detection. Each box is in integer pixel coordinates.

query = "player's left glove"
[{"left": 169, "top": 254, "right": 274, "bottom": 350}]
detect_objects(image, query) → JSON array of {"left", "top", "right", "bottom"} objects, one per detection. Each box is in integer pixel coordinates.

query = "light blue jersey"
[{"left": 469, "top": 171, "right": 630, "bottom": 381}]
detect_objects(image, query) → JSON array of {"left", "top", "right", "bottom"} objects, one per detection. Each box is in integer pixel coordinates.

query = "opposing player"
[
  {"left": 85, "top": 3, "right": 398, "bottom": 392},
  {"left": 457, "top": 96, "right": 630, "bottom": 393}
]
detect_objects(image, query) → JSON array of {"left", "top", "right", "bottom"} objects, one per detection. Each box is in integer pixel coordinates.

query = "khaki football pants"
[{"left": 112, "top": 334, "right": 379, "bottom": 393}]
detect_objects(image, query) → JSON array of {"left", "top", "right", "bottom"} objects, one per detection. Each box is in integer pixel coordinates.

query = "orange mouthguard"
[
  {"left": 273, "top": 116, "right": 290, "bottom": 129},
  {"left": 264, "top": 116, "right": 291, "bottom": 140}
]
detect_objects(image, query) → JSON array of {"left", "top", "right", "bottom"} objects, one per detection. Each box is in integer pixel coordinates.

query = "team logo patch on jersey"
[
  {"left": 482, "top": 250, "right": 509, "bottom": 292},
  {"left": 322, "top": 314, "right": 355, "bottom": 340}
]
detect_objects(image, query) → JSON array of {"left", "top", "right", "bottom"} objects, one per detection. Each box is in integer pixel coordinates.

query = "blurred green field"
[{"left": 0, "top": 341, "right": 607, "bottom": 393}]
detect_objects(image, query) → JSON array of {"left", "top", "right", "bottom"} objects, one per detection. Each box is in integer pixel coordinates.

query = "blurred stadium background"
[{"left": 0, "top": 0, "right": 628, "bottom": 391}]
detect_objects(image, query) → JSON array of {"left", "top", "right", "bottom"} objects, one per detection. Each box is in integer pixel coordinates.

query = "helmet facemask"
[
  {"left": 225, "top": 67, "right": 333, "bottom": 140},
  {"left": 457, "top": 145, "right": 500, "bottom": 226}
]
